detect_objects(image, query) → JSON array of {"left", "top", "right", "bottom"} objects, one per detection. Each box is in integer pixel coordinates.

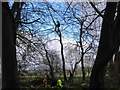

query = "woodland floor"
[{"left": 20, "top": 76, "right": 90, "bottom": 89}]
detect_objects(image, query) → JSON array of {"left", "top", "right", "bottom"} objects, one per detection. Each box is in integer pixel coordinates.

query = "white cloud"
[{"left": 47, "top": 38, "right": 76, "bottom": 51}]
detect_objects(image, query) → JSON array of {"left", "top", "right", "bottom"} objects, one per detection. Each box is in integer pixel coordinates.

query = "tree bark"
[
  {"left": 59, "top": 32, "right": 67, "bottom": 81},
  {"left": 89, "top": 2, "right": 118, "bottom": 89},
  {"left": 2, "top": 3, "right": 20, "bottom": 89}
]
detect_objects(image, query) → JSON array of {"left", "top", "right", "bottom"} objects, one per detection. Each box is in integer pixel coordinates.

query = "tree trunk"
[
  {"left": 81, "top": 57, "right": 85, "bottom": 82},
  {"left": 107, "top": 50, "right": 120, "bottom": 88},
  {"left": 59, "top": 34, "right": 67, "bottom": 81},
  {"left": 43, "top": 45, "right": 55, "bottom": 80},
  {"left": 2, "top": 3, "right": 20, "bottom": 89},
  {"left": 89, "top": 2, "right": 118, "bottom": 89},
  {"left": 56, "top": 22, "right": 67, "bottom": 81},
  {"left": 70, "top": 50, "right": 85, "bottom": 83},
  {"left": 57, "top": 27, "right": 67, "bottom": 81},
  {"left": 80, "top": 21, "right": 85, "bottom": 82}
]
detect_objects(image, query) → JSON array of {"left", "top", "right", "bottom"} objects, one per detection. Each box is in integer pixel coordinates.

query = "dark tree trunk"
[
  {"left": 55, "top": 22, "right": 67, "bottom": 81},
  {"left": 81, "top": 56, "right": 85, "bottom": 82},
  {"left": 71, "top": 52, "right": 85, "bottom": 82},
  {"left": 89, "top": 2, "right": 119, "bottom": 89},
  {"left": 107, "top": 50, "right": 120, "bottom": 88},
  {"left": 43, "top": 45, "right": 55, "bottom": 80},
  {"left": 113, "top": 50, "right": 120, "bottom": 88},
  {"left": 59, "top": 33, "right": 67, "bottom": 81},
  {"left": 80, "top": 21, "right": 85, "bottom": 82},
  {"left": 56, "top": 26, "right": 67, "bottom": 81},
  {"left": 2, "top": 3, "right": 20, "bottom": 89}
]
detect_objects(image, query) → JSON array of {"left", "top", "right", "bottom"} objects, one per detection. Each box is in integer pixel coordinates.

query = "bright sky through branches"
[
  {"left": 14, "top": 1, "right": 105, "bottom": 71},
  {"left": 2, "top": 0, "right": 107, "bottom": 2}
]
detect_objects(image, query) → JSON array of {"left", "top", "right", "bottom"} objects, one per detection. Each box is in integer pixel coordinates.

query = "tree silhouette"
[
  {"left": 2, "top": 2, "right": 24, "bottom": 89},
  {"left": 89, "top": 2, "right": 120, "bottom": 89}
]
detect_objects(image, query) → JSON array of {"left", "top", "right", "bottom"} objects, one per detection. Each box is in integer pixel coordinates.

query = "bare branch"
[
  {"left": 17, "top": 18, "right": 41, "bottom": 24},
  {"left": 89, "top": 2, "right": 104, "bottom": 19},
  {"left": 63, "top": 1, "right": 73, "bottom": 16},
  {"left": 89, "top": 1, "right": 112, "bottom": 26}
]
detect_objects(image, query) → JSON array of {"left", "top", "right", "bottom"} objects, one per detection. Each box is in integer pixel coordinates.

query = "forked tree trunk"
[
  {"left": 89, "top": 2, "right": 119, "bottom": 89},
  {"left": 43, "top": 45, "right": 55, "bottom": 80}
]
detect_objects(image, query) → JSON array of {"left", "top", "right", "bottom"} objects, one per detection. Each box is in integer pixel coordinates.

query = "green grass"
[{"left": 20, "top": 75, "right": 90, "bottom": 89}]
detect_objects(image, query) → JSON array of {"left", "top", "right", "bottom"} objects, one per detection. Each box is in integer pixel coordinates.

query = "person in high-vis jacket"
[{"left": 57, "top": 78, "right": 63, "bottom": 88}]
